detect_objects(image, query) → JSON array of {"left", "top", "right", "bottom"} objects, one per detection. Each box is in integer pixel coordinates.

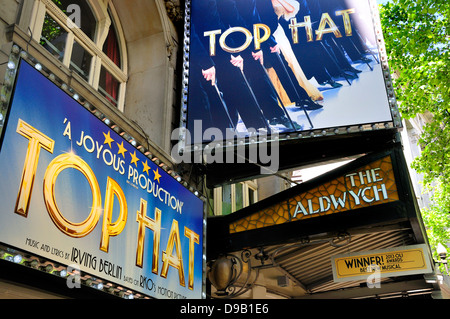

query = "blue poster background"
[
  {"left": 187, "top": 0, "right": 392, "bottom": 144},
  {"left": 0, "top": 60, "right": 204, "bottom": 299}
]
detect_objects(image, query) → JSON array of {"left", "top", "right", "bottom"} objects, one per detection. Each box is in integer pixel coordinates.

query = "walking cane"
[
  {"left": 346, "top": 37, "right": 373, "bottom": 71},
  {"left": 355, "top": 30, "right": 379, "bottom": 64},
  {"left": 256, "top": 60, "right": 297, "bottom": 131},
  {"left": 331, "top": 37, "right": 371, "bottom": 71},
  {"left": 319, "top": 41, "right": 352, "bottom": 85},
  {"left": 274, "top": 52, "right": 314, "bottom": 129},
  {"left": 212, "top": 80, "right": 237, "bottom": 132},
  {"left": 232, "top": 55, "right": 272, "bottom": 134}
]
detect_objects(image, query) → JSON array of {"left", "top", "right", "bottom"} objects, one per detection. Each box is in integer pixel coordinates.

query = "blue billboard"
[
  {"left": 0, "top": 60, "right": 204, "bottom": 299},
  {"left": 182, "top": 0, "right": 396, "bottom": 146}
]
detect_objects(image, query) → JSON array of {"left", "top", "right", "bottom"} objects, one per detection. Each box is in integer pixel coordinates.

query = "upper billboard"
[
  {"left": 180, "top": 0, "right": 399, "bottom": 148},
  {"left": 0, "top": 60, "right": 205, "bottom": 299}
]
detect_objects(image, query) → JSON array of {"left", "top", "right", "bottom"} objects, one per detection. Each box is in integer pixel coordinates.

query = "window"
[
  {"left": 102, "top": 18, "right": 121, "bottom": 68},
  {"left": 98, "top": 9, "right": 122, "bottom": 107},
  {"left": 213, "top": 181, "right": 258, "bottom": 216},
  {"left": 40, "top": 13, "right": 67, "bottom": 62},
  {"left": 70, "top": 40, "right": 93, "bottom": 81},
  {"left": 37, "top": 0, "right": 127, "bottom": 110}
]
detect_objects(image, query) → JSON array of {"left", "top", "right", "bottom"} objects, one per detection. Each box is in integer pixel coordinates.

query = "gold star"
[
  {"left": 142, "top": 160, "right": 151, "bottom": 175},
  {"left": 103, "top": 131, "right": 114, "bottom": 148},
  {"left": 153, "top": 168, "right": 161, "bottom": 183},
  {"left": 130, "top": 150, "right": 139, "bottom": 167},
  {"left": 117, "top": 141, "right": 127, "bottom": 158}
]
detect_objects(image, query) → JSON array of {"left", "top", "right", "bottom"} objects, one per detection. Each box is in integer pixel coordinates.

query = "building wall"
[
  {"left": 0, "top": 0, "right": 183, "bottom": 176},
  {"left": 401, "top": 116, "right": 433, "bottom": 209},
  {"left": 0, "top": 0, "right": 20, "bottom": 82},
  {"left": 114, "top": 0, "right": 180, "bottom": 151},
  {"left": 257, "top": 174, "right": 292, "bottom": 201}
]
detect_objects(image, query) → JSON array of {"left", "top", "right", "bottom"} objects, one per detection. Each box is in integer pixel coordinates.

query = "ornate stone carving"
[{"left": 164, "top": 0, "right": 183, "bottom": 23}]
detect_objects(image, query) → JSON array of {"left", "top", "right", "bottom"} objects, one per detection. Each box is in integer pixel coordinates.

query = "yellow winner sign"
[{"left": 331, "top": 244, "right": 433, "bottom": 282}]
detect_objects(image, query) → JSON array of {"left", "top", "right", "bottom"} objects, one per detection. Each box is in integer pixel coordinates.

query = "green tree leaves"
[{"left": 380, "top": 0, "right": 450, "bottom": 254}]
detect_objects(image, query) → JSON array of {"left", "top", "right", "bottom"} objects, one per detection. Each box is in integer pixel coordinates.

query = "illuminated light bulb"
[
  {"left": 59, "top": 269, "right": 68, "bottom": 277},
  {"left": 13, "top": 254, "right": 22, "bottom": 264},
  {"left": 35, "top": 63, "right": 42, "bottom": 71},
  {"left": 73, "top": 93, "right": 79, "bottom": 100},
  {"left": 94, "top": 283, "right": 104, "bottom": 290},
  {"left": 7, "top": 61, "right": 15, "bottom": 69}
]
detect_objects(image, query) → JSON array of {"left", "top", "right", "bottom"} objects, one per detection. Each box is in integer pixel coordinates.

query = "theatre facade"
[
  {"left": 0, "top": 0, "right": 208, "bottom": 299},
  {"left": 0, "top": 0, "right": 447, "bottom": 299},
  {"left": 207, "top": 145, "right": 445, "bottom": 299}
]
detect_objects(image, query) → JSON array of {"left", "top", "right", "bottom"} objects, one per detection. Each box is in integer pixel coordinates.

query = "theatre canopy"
[{"left": 207, "top": 145, "right": 434, "bottom": 297}]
